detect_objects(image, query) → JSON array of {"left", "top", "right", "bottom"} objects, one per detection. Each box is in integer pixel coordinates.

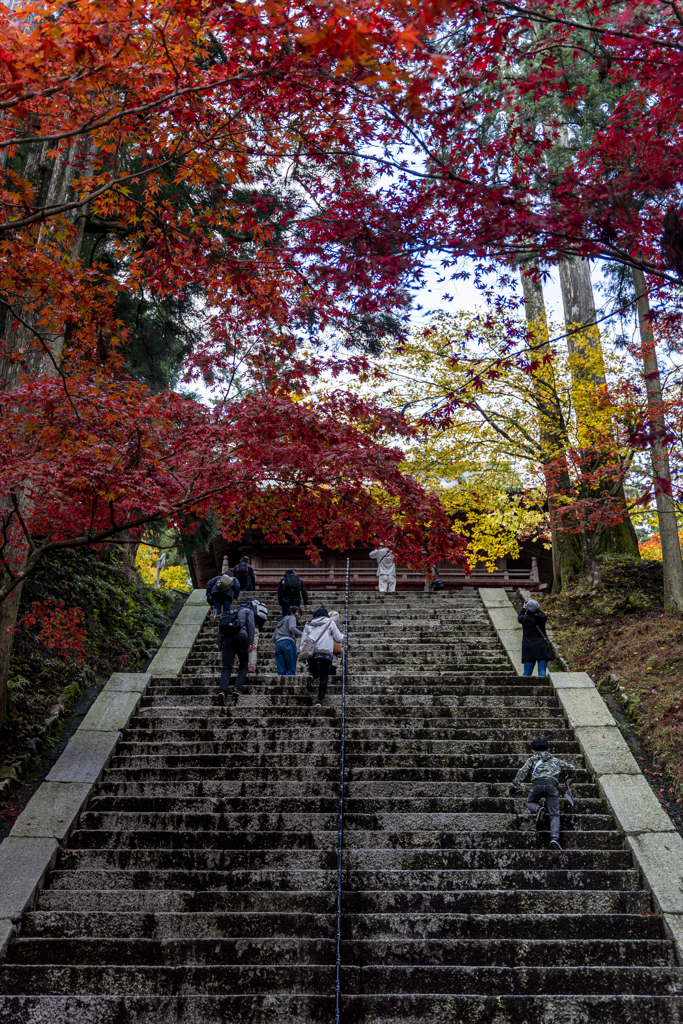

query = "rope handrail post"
[{"left": 335, "top": 556, "right": 350, "bottom": 1022}]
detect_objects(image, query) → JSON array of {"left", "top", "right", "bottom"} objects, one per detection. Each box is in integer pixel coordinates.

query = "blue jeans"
[
  {"left": 213, "top": 594, "right": 232, "bottom": 615},
  {"left": 281, "top": 596, "right": 301, "bottom": 616},
  {"left": 274, "top": 638, "right": 298, "bottom": 675},
  {"left": 523, "top": 660, "right": 548, "bottom": 677}
]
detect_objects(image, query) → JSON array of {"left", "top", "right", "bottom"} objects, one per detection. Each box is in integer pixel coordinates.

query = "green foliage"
[{"left": 2, "top": 547, "right": 175, "bottom": 754}]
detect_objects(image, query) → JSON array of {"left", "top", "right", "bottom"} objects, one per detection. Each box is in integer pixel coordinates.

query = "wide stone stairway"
[{"left": 0, "top": 590, "right": 681, "bottom": 1021}]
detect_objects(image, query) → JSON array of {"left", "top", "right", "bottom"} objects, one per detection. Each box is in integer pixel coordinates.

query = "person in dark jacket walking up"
[
  {"left": 518, "top": 598, "right": 551, "bottom": 677},
  {"left": 206, "top": 572, "right": 240, "bottom": 618},
  {"left": 217, "top": 602, "right": 255, "bottom": 704},
  {"left": 277, "top": 569, "right": 309, "bottom": 615},
  {"left": 506, "top": 736, "right": 577, "bottom": 851},
  {"left": 272, "top": 608, "right": 302, "bottom": 676},
  {"left": 233, "top": 556, "right": 256, "bottom": 592}
]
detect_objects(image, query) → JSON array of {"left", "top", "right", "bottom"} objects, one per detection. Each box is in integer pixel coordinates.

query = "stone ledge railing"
[
  {"left": 481, "top": 586, "right": 683, "bottom": 963},
  {"left": 0, "top": 588, "right": 209, "bottom": 957}
]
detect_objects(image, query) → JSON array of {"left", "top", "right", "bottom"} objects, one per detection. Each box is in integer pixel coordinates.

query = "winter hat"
[{"left": 525, "top": 599, "right": 541, "bottom": 613}]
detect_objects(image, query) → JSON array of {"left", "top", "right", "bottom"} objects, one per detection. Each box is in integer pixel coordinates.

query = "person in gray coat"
[
  {"left": 272, "top": 608, "right": 302, "bottom": 676},
  {"left": 218, "top": 603, "right": 255, "bottom": 704}
]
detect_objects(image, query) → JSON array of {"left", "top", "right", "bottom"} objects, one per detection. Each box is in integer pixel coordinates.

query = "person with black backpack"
[
  {"left": 243, "top": 599, "right": 268, "bottom": 675},
  {"left": 206, "top": 571, "right": 240, "bottom": 619},
  {"left": 233, "top": 555, "right": 256, "bottom": 592},
  {"left": 217, "top": 601, "right": 255, "bottom": 704},
  {"left": 277, "top": 569, "right": 309, "bottom": 616}
]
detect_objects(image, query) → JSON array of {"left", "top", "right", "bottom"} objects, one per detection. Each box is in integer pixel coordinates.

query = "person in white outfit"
[{"left": 369, "top": 546, "right": 396, "bottom": 593}]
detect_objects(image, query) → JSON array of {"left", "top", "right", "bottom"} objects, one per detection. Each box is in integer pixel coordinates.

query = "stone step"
[
  {"left": 120, "top": 726, "right": 570, "bottom": 745},
  {"left": 6, "top": 936, "right": 673, "bottom": 969},
  {"left": 342, "top": 994, "right": 682, "bottom": 1024},
  {"left": 93, "top": 780, "right": 595, "bottom": 799},
  {"left": 105, "top": 751, "right": 582, "bottom": 770},
  {"left": 0, "top": 993, "right": 677, "bottom": 1024},
  {"left": 0, "top": 963, "right": 678, "bottom": 996},
  {"left": 81, "top": 793, "right": 601, "bottom": 816},
  {"left": 339, "top": 964, "right": 682, "bottom": 996},
  {"left": 0, "top": 963, "right": 335, "bottom": 994},
  {"left": 21, "top": 910, "right": 665, "bottom": 942},
  {"left": 47, "top": 869, "right": 338, "bottom": 891},
  {"left": 56, "top": 848, "right": 633, "bottom": 872},
  {"left": 65, "top": 829, "right": 623, "bottom": 852},
  {"left": 34, "top": 887, "right": 650, "bottom": 916}
]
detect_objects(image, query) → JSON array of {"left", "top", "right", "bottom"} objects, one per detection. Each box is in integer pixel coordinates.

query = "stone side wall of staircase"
[{"left": 0, "top": 589, "right": 681, "bottom": 1022}]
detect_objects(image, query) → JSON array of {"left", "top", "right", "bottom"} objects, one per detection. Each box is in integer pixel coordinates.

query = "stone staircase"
[{"left": 0, "top": 590, "right": 681, "bottom": 1022}]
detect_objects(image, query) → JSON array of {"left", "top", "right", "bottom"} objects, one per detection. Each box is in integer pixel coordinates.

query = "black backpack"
[
  {"left": 219, "top": 610, "right": 242, "bottom": 636},
  {"left": 282, "top": 571, "right": 301, "bottom": 596},
  {"left": 235, "top": 559, "right": 250, "bottom": 583}
]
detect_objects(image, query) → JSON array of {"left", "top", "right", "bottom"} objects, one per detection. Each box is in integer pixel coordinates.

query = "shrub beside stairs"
[{"left": 0, "top": 589, "right": 680, "bottom": 1022}]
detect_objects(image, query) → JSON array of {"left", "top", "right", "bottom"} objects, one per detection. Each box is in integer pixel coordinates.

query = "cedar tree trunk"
[
  {"left": 632, "top": 267, "right": 683, "bottom": 614},
  {"left": 558, "top": 256, "right": 640, "bottom": 578}
]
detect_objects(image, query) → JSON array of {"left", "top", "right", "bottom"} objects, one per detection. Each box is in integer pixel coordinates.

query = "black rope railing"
[{"left": 335, "top": 557, "right": 350, "bottom": 1022}]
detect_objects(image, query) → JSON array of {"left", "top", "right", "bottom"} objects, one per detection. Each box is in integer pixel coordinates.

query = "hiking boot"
[
  {"left": 217, "top": 691, "right": 226, "bottom": 708},
  {"left": 536, "top": 798, "right": 546, "bottom": 824},
  {"left": 306, "top": 678, "right": 314, "bottom": 692},
  {"left": 550, "top": 839, "right": 563, "bottom": 851}
]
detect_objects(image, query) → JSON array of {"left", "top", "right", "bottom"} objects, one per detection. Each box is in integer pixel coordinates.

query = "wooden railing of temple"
[{"left": 247, "top": 560, "right": 541, "bottom": 592}]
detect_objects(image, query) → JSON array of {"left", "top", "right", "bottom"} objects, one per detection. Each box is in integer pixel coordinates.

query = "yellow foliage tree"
[
  {"left": 135, "top": 544, "right": 191, "bottom": 593},
  {"left": 378, "top": 311, "right": 644, "bottom": 575}
]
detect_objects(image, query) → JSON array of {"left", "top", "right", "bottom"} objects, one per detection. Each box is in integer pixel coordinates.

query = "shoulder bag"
[
  {"left": 536, "top": 624, "right": 556, "bottom": 663},
  {"left": 299, "top": 619, "right": 332, "bottom": 660}
]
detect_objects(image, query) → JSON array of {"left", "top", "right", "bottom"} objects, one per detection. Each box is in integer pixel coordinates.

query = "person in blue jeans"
[
  {"left": 206, "top": 572, "right": 240, "bottom": 617},
  {"left": 272, "top": 608, "right": 302, "bottom": 676},
  {"left": 517, "top": 598, "right": 550, "bottom": 677}
]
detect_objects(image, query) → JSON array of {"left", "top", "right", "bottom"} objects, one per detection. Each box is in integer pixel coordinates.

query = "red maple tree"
[{"left": 0, "top": 0, "right": 472, "bottom": 723}]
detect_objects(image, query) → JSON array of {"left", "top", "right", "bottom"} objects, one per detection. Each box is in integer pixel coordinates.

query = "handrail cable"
[{"left": 335, "top": 557, "right": 350, "bottom": 1022}]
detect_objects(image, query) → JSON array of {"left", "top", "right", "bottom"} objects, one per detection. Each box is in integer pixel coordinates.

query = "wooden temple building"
[{"left": 191, "top": 532, "right": 552, "bottom": 592}]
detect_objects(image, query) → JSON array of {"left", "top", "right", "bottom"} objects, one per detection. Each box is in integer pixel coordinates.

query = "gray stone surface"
[
  {"left": 185, "top": 589, "right": 208, "bottom": 607},
  {"left": 0, "top": 919, "right": 14, "bottom": 959},
  {"left": 601, "top": 774, "right": 676, "bottom": 835},
  {"left": 549, "top": 671, "right": 595, "bottom": 689},
  {"left": 147, "top": 646, "right": 188, "bottom": 677},
  {"left": 11, "top": 782, "right": 92, "bottom": 842},
  {"left": 556, "top": 687, "right": 616, "bottom": 729},
  {"left": 574, "top": 726, "right": 641, "bottom": 777},
  {"left": 101, "top": 673, "right": 150, "bottom": 695},
  {"left": 485, "top": 607, "right": 521, "bottom": 630},
  {"left": 79, "top": 690, "right": 141, "bottom": 732},
  {"left": 0, "top": 837, "right": 58, "bottom": 921},
  {"left": 158, "top": 623, "right": 203, "bottom": 648},
  {"left": 662, "top": 912, "right": 683, "bottom": 965},
  {"left": 494, "top": 628, "right": 523, "bottom": 674},
  {"left": 626, "top": 832, "right": 683, "bottom": 912},
  {"left": 175, "top": 603, "right": 209, "bottom": 626},
  {"left": 46, "top": 730, "right": 120, "bottom": 784},
  {"left": 478, "top": 588, "right": 512, "bottom": 607}
]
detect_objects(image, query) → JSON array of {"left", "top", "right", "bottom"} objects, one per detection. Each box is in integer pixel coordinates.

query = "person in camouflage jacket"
[{"left": 506, "top": 738, "right": 577, "bottom": 851}]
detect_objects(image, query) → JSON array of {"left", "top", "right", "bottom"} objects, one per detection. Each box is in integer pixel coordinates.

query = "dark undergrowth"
[
  {"left": 545, "top": 555, "right": 683, "bottom": 810},
  {"left": 1, "top": 547, "right": 176, "bottom": 764}
]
